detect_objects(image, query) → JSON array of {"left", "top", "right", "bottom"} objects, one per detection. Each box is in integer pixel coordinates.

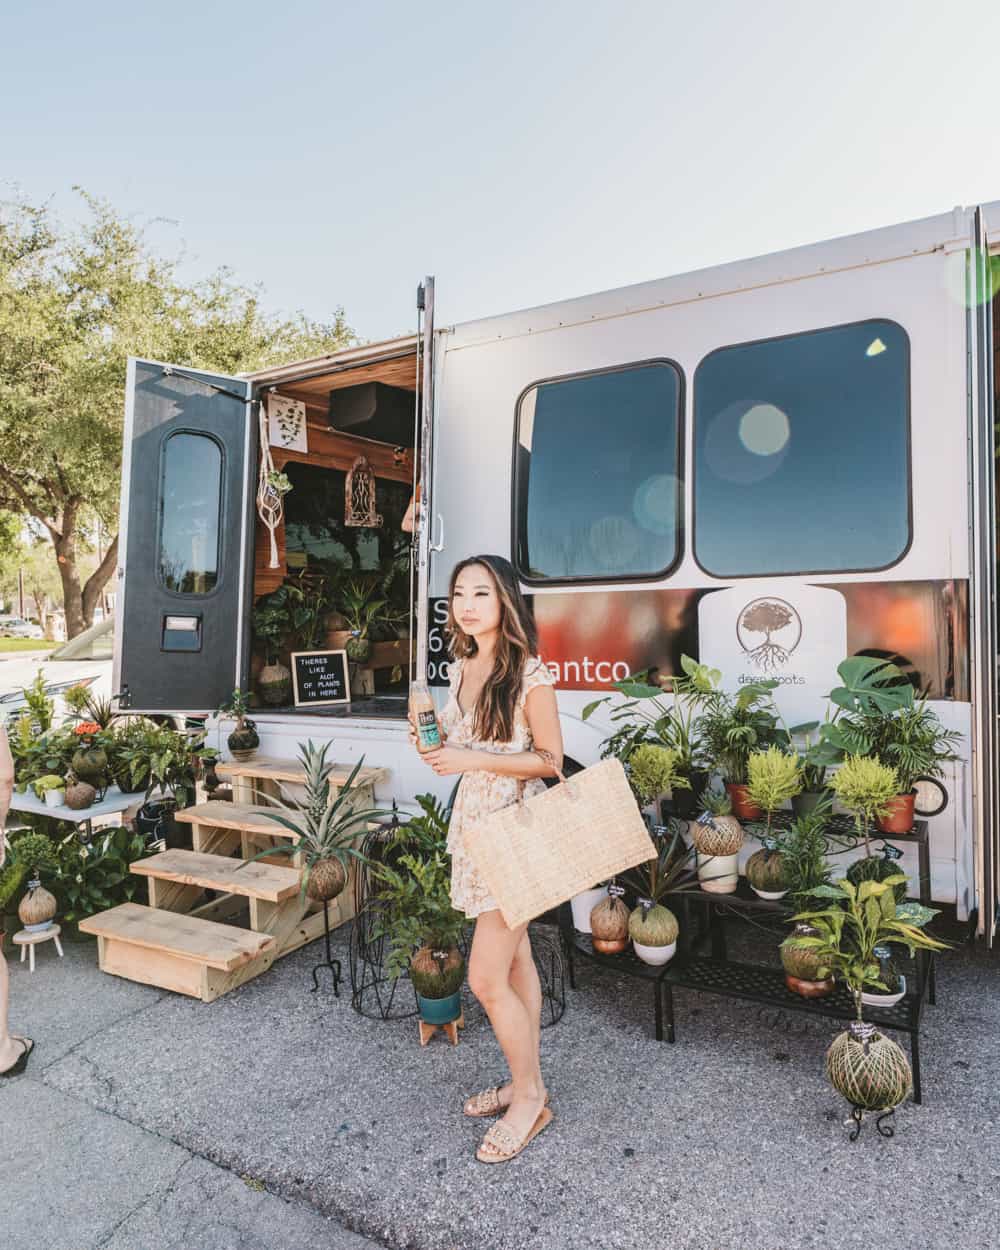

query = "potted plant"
[
  {"left": 779, "top": 800, "right": 836, "bottom": 996},
  {"left": 582, "top": 655, "right": 720, "bottom": 817},
  {"left": 691, "top": 789, "right": 743, "bottom": 893},
  {"left": 372, "top": 845, "right": 467, "bottom": 1027},
  {"left": 827, "top": 755, "right": 906, "bottom": 898},
  {"left": 866, "top": 700, "right": 961, "bottom": 833},
  {"left": 589, "top": 886, "right": 630, "bottom": 953},
  {"left": 788, "top": 875, "right": 947, "bottom": 1113},
  {"left": 12, "top": 832, "right": 59, "bottom": 932},
  {"left": 339, "top": 579, "right": 386, "bottom": 664},
  {"left": 109, "top": 718, "right": 155, "bottom": 794},
  {"left": 788, "top": 721, "right": 843, "bottom": 815},
  {"left": 626, "top": 743, "right": 690, "bottom": 825},
  {"left": 242, "top": 741, "right": 385, "bottom": 903},
  {"left": 252, "top": 591, "right": 294, "bottom": 706},
  {"left": 695, "top": 679, "right": 784, "bottom": 818},
  {"left": 744, "top": 746, "right": 801, "bottom": 898},
  {"left": 64, "top": 771, "right": 97, "bottom": 810},
  {"left": 32, "top": 775, "right": 66, "bottom": 808},
  {"left": 71, "top": 721, "right": 109, "bottom": 789},
  {"left": 622, "top": 820, "right": 696, "bottom": 965},
  {"left": 218, "top": 689, "right": 260, "bottom": 761}
]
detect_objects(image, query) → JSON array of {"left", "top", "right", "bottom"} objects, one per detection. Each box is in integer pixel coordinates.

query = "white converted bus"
[{"left": 115, "top": 201, "right": 1000, "bottom": 944}]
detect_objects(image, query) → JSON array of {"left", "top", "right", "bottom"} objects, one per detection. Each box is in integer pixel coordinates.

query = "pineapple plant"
[
  {"left": 691, "top": 789, "right": 743, "bottom": 893},
  {"left": 239, "top": 740, "right": 385, "bottom": 903}
]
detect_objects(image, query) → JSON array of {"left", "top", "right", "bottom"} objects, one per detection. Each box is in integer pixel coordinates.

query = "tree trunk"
[{"left": 55, "top": 530, "right": 119, "bottom": 638}]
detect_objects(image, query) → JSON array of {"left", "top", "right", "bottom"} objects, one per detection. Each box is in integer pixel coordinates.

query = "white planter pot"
[
  {"left": 43, "top": 789, "right": 65, "bottom": 809},
  {"left": 751, "top": 887, "right": 789, "bottom": 900},
  {"left": 571, "top": 886, "right": 609, "bottom": 933},
  {"left": 633, "top": 939, "right": 677, "bottom": 966},
  {"left": 697, "top": 852, "right": 739, "bottom": 893},
  {"left": 860, "top": 975, "right": 906, "bottom": 1008}
]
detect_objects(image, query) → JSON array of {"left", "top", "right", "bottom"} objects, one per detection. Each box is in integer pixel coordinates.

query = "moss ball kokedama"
[
  {"left": 590, "top": 893, "right": 630, "bottom": 953},
  {"left": 826, "top": 1021, "right": 912, "bottom": 1112}
]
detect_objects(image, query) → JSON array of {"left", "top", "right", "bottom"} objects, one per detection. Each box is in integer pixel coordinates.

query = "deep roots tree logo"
[{"left": 736, "top": 597, "right": 802, "bottom": 672}]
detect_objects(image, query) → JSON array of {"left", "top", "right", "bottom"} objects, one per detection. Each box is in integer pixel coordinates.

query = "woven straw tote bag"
[{"left": 461, "top": 753, "right": 657, "bottom": 929}]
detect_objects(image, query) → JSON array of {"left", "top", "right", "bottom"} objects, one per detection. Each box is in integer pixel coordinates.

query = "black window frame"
[
  {"left": 511, "top": 358, "right": 686, "bottom": 588},
  {"left": 691, "top": 317, "right": 914, "bottom": 580},
  {"left": 156, "top": 427, "right": 227, "bottom": 599}
]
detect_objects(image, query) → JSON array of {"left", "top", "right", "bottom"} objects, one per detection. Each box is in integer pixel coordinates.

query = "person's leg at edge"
[
  {"left": 0, "top": 946, "right": 28, "bottom": 1072},
  {"left": 465, "top": 928, "right": 544, "bottom": 1115},
  {"left": 467, "top": 910, "right": 546, "bottom": 1149}
]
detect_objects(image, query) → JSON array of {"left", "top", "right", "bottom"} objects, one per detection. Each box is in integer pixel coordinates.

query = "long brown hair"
[{"left": 446, "top": 554, "right": 538, "bottom": 744}]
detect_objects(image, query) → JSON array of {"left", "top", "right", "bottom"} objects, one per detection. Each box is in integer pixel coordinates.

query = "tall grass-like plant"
[{"left": 827, "top": 755, "right": 899, "bottom": 857}]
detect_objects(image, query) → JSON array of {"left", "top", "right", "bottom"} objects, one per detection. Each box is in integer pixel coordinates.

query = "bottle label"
[{"left": 416, "top": 708, "right": 441, "bottom": 749}]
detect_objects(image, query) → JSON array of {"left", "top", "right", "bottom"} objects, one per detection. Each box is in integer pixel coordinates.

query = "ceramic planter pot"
[
  {"left": 751, "top": 886, "right": 789, "bottom": 900},
  {"left": 785, "top": 973, "right": 836, "bottom": 998},
  {"left": 633, "top": 939, "right": 677, "bottom": 966},
  {"left": 696, "top": 851, "right": 739, "bottom": 893},
  {"left": 416, "top": 990, "right": 462, "bottom": 1026},
  {"left": 726, "top": 783, "right": 762, "bottom": 821},
  {"left": 859, "top": 975, "right": 907, "bottom": 1008},
  {"left": 877, "top": 792, "right": 916, "bottom": 834},
  {"left": 43, "top": 789, "right": 65, "bottom": 809},
  {"left": 570, "top": 885, "right": 608, "bottom": 932}
]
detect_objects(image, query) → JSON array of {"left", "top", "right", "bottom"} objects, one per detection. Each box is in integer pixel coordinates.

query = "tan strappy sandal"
[
  {"left": 464, "top": 1085, "right": 550, "bottom": 1118},
  {"left": 476, "top": 1107, "right": 553, "bottom": 1164}
]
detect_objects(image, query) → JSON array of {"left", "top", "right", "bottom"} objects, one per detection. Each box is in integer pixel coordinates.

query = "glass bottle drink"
[{"left": 409, "top": 680, "right": 442, "bottom": 753}]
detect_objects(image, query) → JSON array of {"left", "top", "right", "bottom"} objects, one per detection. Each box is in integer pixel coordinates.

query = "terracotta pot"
[
  {"left": 877, "top": 792, "right": 916, "bottom": 834},
  {"left": 785, "top": 973, "right": 836, "bottom": 999},
  {"left": 726, "top": 783, "right": 763, "bottom": 821}
]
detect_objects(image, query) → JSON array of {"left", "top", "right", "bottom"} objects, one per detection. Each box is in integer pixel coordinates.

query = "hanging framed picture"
[{"left": 267, "top": 394, "right": 308, "bottom": 453}]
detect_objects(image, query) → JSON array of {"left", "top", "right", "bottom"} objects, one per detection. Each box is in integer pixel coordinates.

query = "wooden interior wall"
[{"left": 257, "top": 395, "right": 417, "bottom": 600}]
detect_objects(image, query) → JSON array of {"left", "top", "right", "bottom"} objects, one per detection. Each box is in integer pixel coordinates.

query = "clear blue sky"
[{"left": 3, "top": 0, "right": 998, "bottom": 343}]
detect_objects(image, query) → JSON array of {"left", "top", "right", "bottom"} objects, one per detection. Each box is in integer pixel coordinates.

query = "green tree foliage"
[{"left": 0, "top": 190, "right": 354, "bottom": 636}]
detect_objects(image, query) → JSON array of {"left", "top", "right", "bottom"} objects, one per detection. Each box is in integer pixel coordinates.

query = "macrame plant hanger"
[{"left": 257, "top": 399, "right": 284, "bottom": 569}]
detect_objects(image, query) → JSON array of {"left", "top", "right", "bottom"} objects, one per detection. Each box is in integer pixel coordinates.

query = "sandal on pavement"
[
  {"left": 464, "top": 1085, "right": 550, "bottom": 1119},
  {"left": 476, "top": 1107, "right": 553, "bottom": 1164},
  {"left": 0, "top": 1038, "right": 34, "bottom": 1078}
]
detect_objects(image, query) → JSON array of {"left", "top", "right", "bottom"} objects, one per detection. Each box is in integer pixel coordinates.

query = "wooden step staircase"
[{"left": 80, "top": 756, "right": 389, "bottom": 1002}]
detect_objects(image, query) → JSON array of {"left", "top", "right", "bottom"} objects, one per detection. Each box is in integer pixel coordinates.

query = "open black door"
[{"left": 113, "top": 358, "right": 256, "bottom": 713}]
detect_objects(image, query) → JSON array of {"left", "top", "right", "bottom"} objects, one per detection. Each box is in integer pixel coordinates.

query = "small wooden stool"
[
  {"left": 418, "top": 1010, "right": 465, "bottom": 1047},
  {"left": 13, "top": 925, "right": 63, "bottom": 973}
]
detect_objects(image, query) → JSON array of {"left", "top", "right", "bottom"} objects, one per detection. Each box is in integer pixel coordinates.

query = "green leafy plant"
[
  {"left": 781, "top": 801, "right": 835, "bottom": 911},
  {"left": 621, "top": 818, "right": 698, "bottom": 905},
  {"left": 63, "top": 682, "right": 93, "bottom": 719},
  {"left": 787, "top": 720, "right": 843, "bottom": 792},
  {"left": 20, "top": 670, "right": 55, "bottom": 734},
  {"left": 371, "top": 848, "right": 466, "bottom": 981},
  {"left": 746, "top": 746, "right": 801, "bottom": 840},
  {"left": 627, "top": 744, "right": 690, "bottom": 807},
  {"left": 54, "top": 825, "right": 149, "bottom": 923},
  {"left": 582, "top": 655, "right": 721, "bottom": 787},
  {"left": 31, "top": 774, "right": 65, "bottom": 799},
  {"left": 8, "top": 830, "right": 59, "bottom": 876},
  {"left": 827, "top": 755, "right": 899, "bottom": 857},
  {"left": 695, "top": 679, "right": 786, "bottom": 784},
  {"left": 139, "top": 723, "right": 203, "bottom": 807},
  {"left": 239, "top": 741, "right": 385, "bottom": 902},
  {"left": 788, "top": 876, "right": 947, "bottom": 1016},
  {"left": 828, "top": 698, "right": 961, "bottom": 795}
]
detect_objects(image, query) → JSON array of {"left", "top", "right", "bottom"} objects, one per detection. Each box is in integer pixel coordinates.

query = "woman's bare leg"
[
  {"left": 468, "top": 911, "right": 546, "bottom": 1144},
  {"left": 0, "top": 948, "right": 26, "bottom": 1072},
  {"left": 467, "top": 930, "right": 544, "bottom": 1113}
]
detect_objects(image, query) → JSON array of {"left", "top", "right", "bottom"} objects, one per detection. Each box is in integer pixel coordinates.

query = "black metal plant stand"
[
  {"left": 848, "top": 1105, "right": 897, "bottom": 1142},
  {"left": 311, "top": 900, "right": 342, "bottom": 996}
]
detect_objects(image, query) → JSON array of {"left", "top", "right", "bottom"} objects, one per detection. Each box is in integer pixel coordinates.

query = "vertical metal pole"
[
  {"left": 17, "top": 566, "right": 24, "bottom": 618},
  {"left": 414, "top": 277, "right": 435, "bottom": 684}
]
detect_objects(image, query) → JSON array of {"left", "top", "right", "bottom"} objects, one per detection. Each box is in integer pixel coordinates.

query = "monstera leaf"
[{"left": 828, "top": 656, "right": 914, "bottom": 717}]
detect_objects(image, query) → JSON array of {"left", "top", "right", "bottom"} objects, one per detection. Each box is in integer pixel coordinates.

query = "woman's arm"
[
  {"left": 0, "top": 726, "right": 14, "bottom": 868},
  {"left": 421, "top": 686, "right": 564, "bottom": 779}
]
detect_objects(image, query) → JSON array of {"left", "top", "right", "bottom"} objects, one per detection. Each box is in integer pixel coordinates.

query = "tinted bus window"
[
  {"left": 693, "top": 320, "right": 910, "bottom": 576},
  {"left": 158, "top": 433, "right": 223, "bottom": 594},
  {"left": 515, "top": 362, "right": 683, "bottom": 583}
]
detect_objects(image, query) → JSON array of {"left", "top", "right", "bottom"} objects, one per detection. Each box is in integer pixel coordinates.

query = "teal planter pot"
[{"left": 416, "top": 990, "right": 462, "bottom": 1025}]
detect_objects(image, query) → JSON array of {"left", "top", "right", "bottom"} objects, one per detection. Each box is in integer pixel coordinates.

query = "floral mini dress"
[{"left": 442, "top": 655, "right": 557, "bottom": 918}]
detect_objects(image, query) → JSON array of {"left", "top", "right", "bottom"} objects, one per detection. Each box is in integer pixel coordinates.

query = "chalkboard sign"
[{"left": 290, "top": 650, "right": 351, "bottom": 707}]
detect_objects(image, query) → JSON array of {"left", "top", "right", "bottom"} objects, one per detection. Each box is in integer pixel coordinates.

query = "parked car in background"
[
  {"left": 0, "top": 617, "right": 113, "bottom": 721},
  {"left": 0, "top": 616, "right": 45, "bottom": 639}
]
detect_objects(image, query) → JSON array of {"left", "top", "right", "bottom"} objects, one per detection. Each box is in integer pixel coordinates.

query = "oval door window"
[{"left": 157, "top": 432, "right": 223, "bottom": 594}]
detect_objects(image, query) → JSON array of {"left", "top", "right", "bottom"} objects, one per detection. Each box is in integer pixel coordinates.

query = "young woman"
[
  {"left": 0, "top": 722, "right": 33, "bottom": 1077},
  {"left": 413, "top": 554, "right": 563, "bottom": 1164}
]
